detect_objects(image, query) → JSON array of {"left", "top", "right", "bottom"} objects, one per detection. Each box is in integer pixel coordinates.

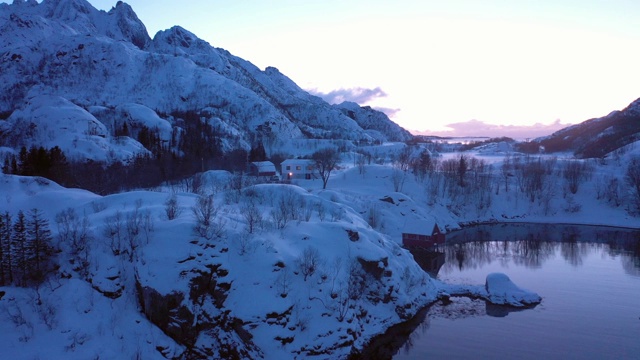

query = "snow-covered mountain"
[
  {"left": 517, "top": 97, "right": 640, "bottom": 158},
  {"left": 0, "top": 0, "right": 412, "bottom": 163}
]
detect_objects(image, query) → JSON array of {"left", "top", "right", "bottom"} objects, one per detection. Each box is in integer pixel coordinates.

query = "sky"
[{"left": 12, "top": 0, "right": 640, "bottom": 137}]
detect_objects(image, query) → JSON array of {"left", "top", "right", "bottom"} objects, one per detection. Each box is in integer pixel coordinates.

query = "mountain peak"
[
  {"left": 1, "top": 0, "right": 414, "bottom": 161},
  {"left": 106, "top": 0, "right": 150, "bottom": 49},
  {"left": 44, "top": 0, "right": 94, "bottom": 17}
]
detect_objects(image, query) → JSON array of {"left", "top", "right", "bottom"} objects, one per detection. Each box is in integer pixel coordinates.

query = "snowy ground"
[{"left": 0, "top": 140, "right": 639, "bottom": 359}]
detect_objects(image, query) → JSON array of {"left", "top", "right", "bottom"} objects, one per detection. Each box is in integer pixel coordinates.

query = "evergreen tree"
[
  {"left": 0, "top": 212, "right": 12, "bottom": 285},
  {"left": 0, "top": 212, "right": 13, "bottom": 286},
  {"left": 27, "top": 208, "right": 54, "bottom": 283},
  {"left": 11, "top": 210, "right": 27, "bottom": 286},
  {"left": 18, "top": 146, "right": 28, "bottom": 175},
  {"left": 248, "top": 142, "right": 267, "bottom": 162},
  {"left": 2, "top": 156, "right": 10, "bottom": 174},
  {"left": 49, "top": 146, "right": 69, "bottom": 184}
]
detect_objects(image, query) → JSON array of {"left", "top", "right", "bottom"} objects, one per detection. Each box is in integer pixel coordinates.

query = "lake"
[{"left": 365, "top": 223, "right": 640, "bottom": 359}]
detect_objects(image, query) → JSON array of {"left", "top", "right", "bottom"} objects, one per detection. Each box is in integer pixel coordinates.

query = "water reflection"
[
  {"left": 361, "top": 223, "right": 640, "bottom": 360},
  {"left": 442, "top": 223, "right": 640, "bottom": 275}
]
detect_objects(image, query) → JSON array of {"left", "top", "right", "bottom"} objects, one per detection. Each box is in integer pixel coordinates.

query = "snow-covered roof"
[
  {"left": 251, "top": 161, "right": 276, "bottom": 172},
  {"left": 281, "top": 159, "right": 314, "bottom": 165},
  {"left": 403, "top": 219, "right": 438, "bottom": 235}
]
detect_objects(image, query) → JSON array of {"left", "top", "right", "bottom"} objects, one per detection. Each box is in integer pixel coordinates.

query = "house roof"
[
  {"left": 251, "top": 161, "right": 276, "bottom": 172},
  {"left": 281, "top": 159, "right": 315, "bottom": 165},
  {"left": 402, "top": 218, "right": 439, "bottom": 235}
]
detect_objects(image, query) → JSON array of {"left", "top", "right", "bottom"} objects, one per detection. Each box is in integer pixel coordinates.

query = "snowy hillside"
[
  {"left": 0, "top": 0, "right": 412, "bottom": 163},
  {"left": 1, "top": 137, "right": 639, "bottom": 358},
  {"left": 0, "top": 172, "right": 442, "bottom": 359},
  {"left": 517, "top": 97, "right": 640, "bottom": 158},
  {"left": 1, "top": 1, "right": 639, "bottom": 359}
]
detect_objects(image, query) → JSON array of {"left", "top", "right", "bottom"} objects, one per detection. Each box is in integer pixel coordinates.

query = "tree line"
[
  {"left": 1, "top": 110, "right": 253, "bottom": 194},
  {"left": 0, "top": 209, "right": 55, "bottom": 287}
]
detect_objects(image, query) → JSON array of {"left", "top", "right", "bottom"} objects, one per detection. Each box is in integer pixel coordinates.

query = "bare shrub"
[
  {"left": 562, "top": 160, "right": 591, "bottom": 195},
  {"left": 103, "top": 211, "right": 123, "bottom": 256},
  {"left": 56, "top": 208, "right": 92, "bottom": 275},
  {"left": 192, "top": 195, "right": 225, "bottom": 239},
  {"left": 316, "top": 203, "right": 326, "bottom": 222},
  {"left": 123, "top": 199, "right": 153, "bottom": 259},
  {"left": 237, "top": 233, "right": 256, "bottom": 256},
  {"left": 274, "top": 267, "right": 292, "bottom": 298},
  {"left": 241, "top": 199, "right": 262, "bottom": 234},
  {"left": 164, "top": 193, "right": 181, "bottom": 220},
  {"left": 331, "top": 207, "right": 344, "bottom": 222},
  {"left": 626, "top": 157, "right": 640, "bottom": 211},
  {"left": 296, "top": 247, "right": 322, "bottom": 281}
]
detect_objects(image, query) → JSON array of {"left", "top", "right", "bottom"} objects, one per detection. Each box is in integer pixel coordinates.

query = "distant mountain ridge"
[
  {"left": 517, "top": 98, "right": 640, "bottom": 158},
  {"left": 0, "top": 0, "right": 412, "bottom": 162}
]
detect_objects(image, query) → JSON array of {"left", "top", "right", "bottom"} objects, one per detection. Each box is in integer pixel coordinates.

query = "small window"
[
  {"left": 296, "top": 166, "right": 301, "bottom": 170},
  {"left": 286, "top": 166, "right": 291, "bottom": 170},
  {"left": 307, "top": 165, "right": 313, "bottom": 170}
]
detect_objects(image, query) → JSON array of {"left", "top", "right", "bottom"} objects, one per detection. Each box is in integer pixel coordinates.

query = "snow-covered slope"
[
  {"left": 0, "top": 172, "right": 440, "bottom": 359},
  {"left": 0, "top": 0, "right": 412, "bottom": 162},
  {"left": 2, "top": 139, "right": 638, "bottom": 358},
  {"left": 0, "top": 94, "right": 149, "bottom": 161},
  {"left": 518, "top": 97, "right": 640, "bottom": 158}
]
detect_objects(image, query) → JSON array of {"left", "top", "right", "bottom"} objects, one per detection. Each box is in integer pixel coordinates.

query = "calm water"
[{"left": 385, "top": 223, "right": 640, "bottom": 360}]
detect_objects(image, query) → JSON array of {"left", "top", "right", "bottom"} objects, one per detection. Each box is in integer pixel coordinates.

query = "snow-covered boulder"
[
  {"left": 438, "top": 272, "right": 541, "bottom": 308},
  {"left": 484, "top": 273, "right": 541, "bottom": 307}
]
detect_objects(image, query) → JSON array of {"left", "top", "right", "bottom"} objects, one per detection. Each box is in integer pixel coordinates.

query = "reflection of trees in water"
[
  {"left": 447, "top": 241, "right": 498, "bottom": 271},
  {"left": 604, "top": 230, "right": 640, "bottom": 277},
  {"left": 557, "top": 226, "right": 587, "bottom": 266},
  {"left": 512, "top": 237, "right": 555, "bottom": 268},
  {"left": 443, "top": 224, "right": 640, "bottom": 272}
]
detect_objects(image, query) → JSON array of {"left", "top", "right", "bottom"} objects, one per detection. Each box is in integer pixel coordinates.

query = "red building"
[{"left": 402, "top": 220, "right": 445, "bottom": 249}]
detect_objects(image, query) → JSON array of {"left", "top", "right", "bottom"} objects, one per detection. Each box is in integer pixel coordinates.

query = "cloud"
[
  {"left": 372, "top": 106, "right": 401, "bottom": 118},
  {"left": 413, "top": 119, "right": 571, "bottom": 139},
  {"left": 308, "top": 86, "right": 387, "bottom": 105}
]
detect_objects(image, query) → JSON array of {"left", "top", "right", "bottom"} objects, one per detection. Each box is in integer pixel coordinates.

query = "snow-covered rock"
[
  {"left": 484, "top": 273, "right": 542, "bottom": 307},
  {"left": 438, "top": 272, "right": 541, "bottom": 308}
]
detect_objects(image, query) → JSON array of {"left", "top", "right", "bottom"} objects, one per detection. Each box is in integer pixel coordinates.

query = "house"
[
  {"left": 402, "top": 219, "right": 445, "bottom": 249},
  {"left": 249, "top": 161, "right": 277, "bottom": 177},
  {"left": 281, "top": 159, "right": 316, "bottom": 180}
]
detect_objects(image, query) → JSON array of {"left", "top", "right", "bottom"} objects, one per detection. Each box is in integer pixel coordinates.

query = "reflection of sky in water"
[{"left": 394, "top": 224, "right": 640, "bottom": 360}]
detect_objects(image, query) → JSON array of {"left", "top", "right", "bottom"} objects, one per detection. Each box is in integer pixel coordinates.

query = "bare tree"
[
  {"left": 626, "top": 157, "right": 640, "bottom": 211},
  {"left": 391, "top": 169, "right": 406, "bottom": 192},
  {"left": 312, "top": 148, "right": 340, "bottom": 189},
  {"left": 501, "top": 153, "right": 512, "bottom": 193},
  {"left": 562, "top": 159, "right": 591, "bottom": 195},
  {"left": 103, "top": 211, "right": 124, "bottom": 255},
  {"left": 274, "top": 268, "right": 292, "bottom": 298},
  {"left": 316, "top": 203, "right": 326, "bottom": 222},
  {"left": 457, "top": 154, "right": 468, "bottom": 187},
  {"left": 241, "top": 198, "right": 262, "bottom": 234},
  {"left": 55, "top": 208, "right": 91, "bottom": 258},
  {"left": 296, "top": 247, "right": 322, "bottom": 281},
  {"left": 394, "top": 146, "right": 412, "bottom": 172},
  {"left": 192, "top": 194, "right": 225, "bottom": 239},
  {"left": 164, "top": 193, "right": 181, "bottom": 220}
]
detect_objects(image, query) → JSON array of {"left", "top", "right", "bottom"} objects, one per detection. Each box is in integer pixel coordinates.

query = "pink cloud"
[
  {"left": 308, "top": 86, "right": 387, "bottom": 105},
  {"left": 413, "top": 119, "right": 571, "bottom": 139}
]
